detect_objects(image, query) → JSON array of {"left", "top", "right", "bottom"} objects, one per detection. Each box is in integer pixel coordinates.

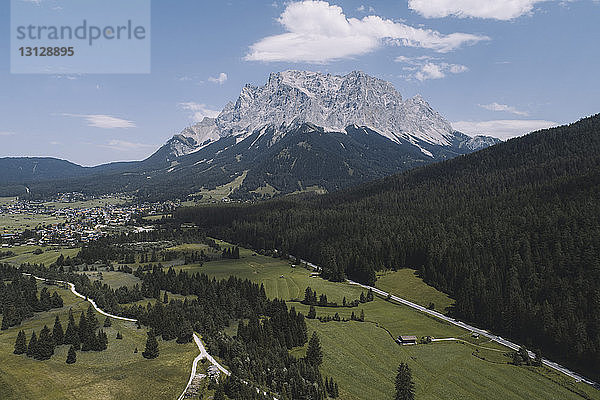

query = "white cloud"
[
  {"left": 100, "top": 140, "right": 157, "bottom": 152},
  {"left": 208, "top": 72, "right": 228, "bottom": 84},
  {"left": 0, "top": 131, "right": 15, "bottom": 136},
  {"left": 357, "top": 5, "right": 376, "bottom": 13},
  {"left": 452, "top": 119, "right": 559, "bottom": 140},
  {"left": 416, "top": 63, "right": 446, "bottom": 80},
  {"left": 61, "top": 114, "right": 135, "bottom": 129},
  {"left": 408, "top": 0, "right": 548, "bottom": 20},
  {"left": 178, "top": 102, "right": 220, "bottom": 122},
  {"left": 245, "top": 1, "right": 488, "bottom": 63},
  {"left": 479, "top": 102, "right": 529, "bottom": 116},
  {"left": 396, "top": 57, "right": 468, "bottom": 81}
]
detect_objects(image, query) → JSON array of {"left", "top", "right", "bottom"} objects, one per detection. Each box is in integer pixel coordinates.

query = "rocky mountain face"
[
  {"left": 161, "top": 70, "right": 490, "bottom": 162},
  {"left": 0, "top": 71, "right": 500, "bottom": 200}
]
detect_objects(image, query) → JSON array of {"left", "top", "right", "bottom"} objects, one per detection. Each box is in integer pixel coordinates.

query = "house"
[{"left": 397, "top": 335, "right": 418, "bottom": 345}]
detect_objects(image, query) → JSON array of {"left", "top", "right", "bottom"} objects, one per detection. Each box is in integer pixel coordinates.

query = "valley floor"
[
  {"left": 2, "top": 239, "right": 599, "bottom": 400},
  {"left": 174, "top": 241, "right": 600, "bottom": 400}
]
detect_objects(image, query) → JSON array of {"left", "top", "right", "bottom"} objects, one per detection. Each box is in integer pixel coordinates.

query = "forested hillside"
[{"left": 175, "top": 114, "right": 600, "bottom": 381}]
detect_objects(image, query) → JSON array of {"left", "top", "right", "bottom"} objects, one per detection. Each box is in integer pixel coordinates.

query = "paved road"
[
  {"left": 177, "top": 333, "right": 231, "bottom": 400},
  {"left": 347, "top": 279, "right": 598, "bottom": 387},
  {"left": 23, "top": 273, "right": 136, "bottom": 322}
]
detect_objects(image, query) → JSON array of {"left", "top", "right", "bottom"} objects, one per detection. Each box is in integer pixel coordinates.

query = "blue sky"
[{"left": 0, "top": 0, "right": 598, "bottom": 166}]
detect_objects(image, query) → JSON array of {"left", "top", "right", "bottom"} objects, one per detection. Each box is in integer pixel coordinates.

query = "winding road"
[
  {"left": 23, "top": 273, "right": 138, "bottom": 322},
  {"left": 24, "top": 273, "right": 280, "bottom": 399},
  {"left": 22, "top": 273, "right": 228, "bottom": 400}
]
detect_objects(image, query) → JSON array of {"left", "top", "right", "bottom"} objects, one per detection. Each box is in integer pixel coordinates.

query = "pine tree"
[
  {"left": 306, "top": 331, "right": 322, "bottom": 366},
  {"left": 360, "top": 310, "right": 365, "bottom": 322},
  {"left": 395, "top": 363, "right": 415, "bottom": 400},
  {"left": 116, "top": 331, "right": 123, "bottom": 340},
  {"left": 14, "top": 330, "right": 27, "bottom": 355},
  {"left": 96, "top": 330, "right": 108, "bottom": 351},
  {"left": 37, "top": 325, "right": 55, "bottom": 360},
  {"left": 304, "top": 287, "right": 315, "bottom": 305},
  {"left": 52, "top": 315, "right": 64, "bottom": 345},
  {"left": 1, "top": 306, "right": 11, "bottom": 330},
  {"left": 26, "top": 331, "right": 38, "bottom": 358},
  {"left": 163, "top": 291, "right": 169, "bottom": 304},
  {"left": 86, "top": 305, "right": 98, "bottom": 330},
  {"left": 103, "top": 316, "right": 112, "bottom": 328},
  {"left": 39, "top": 288, "right": 52, "bottom": 311},
  {"left": 177, "top": 319, "right": 193, "bottom": 344},
  {"left": 66, "top": 345, "right": 77, "bottom": 364},
  {"left": 142, "top": 330, "right": 159, "bottom": 359},
  {"left": 308, "top": 305, "right": 316, "bottom": 319},
  {"left": 79, "top": 311, "right": 91, "bottom": 351},
  {"left": 72, "top": 332, "right": 81, "bottom": 351}
]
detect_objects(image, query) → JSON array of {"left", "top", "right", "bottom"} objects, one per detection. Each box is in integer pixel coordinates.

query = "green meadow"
[
  {"left": 2, "top": 238, "right": 598, "bottom": 400},
  {"left": 176, "top": 240, "right": 600, "bottom": 400},
  {"left": 0, "top": 284, "right": 197, "bottom": 400},
  {"left": 1, "top": 245, "right": 80, "bottom": 266},
  {"left": 0, "top": 213, "right": 65, "bottom": 234}
]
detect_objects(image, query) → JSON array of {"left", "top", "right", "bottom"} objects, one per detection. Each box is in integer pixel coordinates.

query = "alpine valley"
[{"left": 0, "top": 71, "right": 500, "bottom": 200}]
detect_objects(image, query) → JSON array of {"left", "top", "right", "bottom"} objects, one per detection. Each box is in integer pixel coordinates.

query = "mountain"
[
  {"left": 159, "top": 70, "right": 498, "bottom": 160},
  {"left": 0, "top": 71, "right": 500, "bottom": 200},
  {"left": 175, "top": 114, "right": 600, "bottom": 382}
]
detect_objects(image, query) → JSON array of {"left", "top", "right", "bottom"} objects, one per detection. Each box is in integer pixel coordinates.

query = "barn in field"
[{"left": 397, "top": 335, "right": 418, "bottom": 345}]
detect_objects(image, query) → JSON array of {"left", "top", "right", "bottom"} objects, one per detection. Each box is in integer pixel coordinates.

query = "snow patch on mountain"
[{"left": 168, "top": 70, "right": 496, "bottom": 157}]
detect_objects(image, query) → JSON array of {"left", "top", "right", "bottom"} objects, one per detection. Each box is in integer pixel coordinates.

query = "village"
[{"left": 0, "top": 193, "right": 175, "bottom": 248}]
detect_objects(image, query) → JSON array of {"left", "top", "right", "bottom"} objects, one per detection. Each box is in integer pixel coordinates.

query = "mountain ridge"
[{"left": 0, "top": 70, "right": 501, "bottom": 199}]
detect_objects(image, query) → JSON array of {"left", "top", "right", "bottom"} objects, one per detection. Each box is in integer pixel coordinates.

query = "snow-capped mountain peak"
[{"left": 171, "top": 70, "right": 494, "bottom": 157}]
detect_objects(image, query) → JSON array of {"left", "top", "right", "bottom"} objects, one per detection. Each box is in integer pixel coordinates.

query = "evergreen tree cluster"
[
  {"left": 324, "top": 376, "right": 339, "bottom": 398},
  {"left": 134, "top": 267, "right": 329, "bottom": 399},
  {"left": 395, "top": 363, "right": 415, "bottom": 400},
  {"left": 302, "top": 286, "right": 372, "bottom": 308},
  {"left": 175, "top": 115, "right": 600, "bottom": 380},
  {"left": 222, "top": 247, "right": 240, "bottom": 259},
  {"left": 1, "top": 266, "right": 63, "bottom": 330},
  {"left": 14, "top": 307, "right": 108, "bottom": 363}
]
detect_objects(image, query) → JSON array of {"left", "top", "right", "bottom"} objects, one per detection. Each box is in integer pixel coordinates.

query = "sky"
[{"left": 0, "top": 0, "right": 599, "bottom": 166}]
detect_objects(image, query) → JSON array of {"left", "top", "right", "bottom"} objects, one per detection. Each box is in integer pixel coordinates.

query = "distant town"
[{"left": 0, "top": 193, "right": 176, "bottom": 248}]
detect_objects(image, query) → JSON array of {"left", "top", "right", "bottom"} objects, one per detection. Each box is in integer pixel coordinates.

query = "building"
[{"left": 397, "top": 335, "right": 418, "bottom": 345}]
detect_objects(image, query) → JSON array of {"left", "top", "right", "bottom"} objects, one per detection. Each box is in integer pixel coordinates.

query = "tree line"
[
  {"left": 173, "top": 114, "right": 600, "bottom": 381},
  {"left": 1, "top": 265, "right": 63, "bottom": 330}
]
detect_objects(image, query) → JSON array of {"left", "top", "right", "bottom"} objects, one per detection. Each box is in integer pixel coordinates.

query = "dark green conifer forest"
[{"left": 175, "top": 115, "right": 600, "bottom": 380}]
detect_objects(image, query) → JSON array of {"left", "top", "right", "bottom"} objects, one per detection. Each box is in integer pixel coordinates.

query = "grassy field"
[
  {"left": 0, "top": 283, "right": 197, "bottom": 400},
  {"left": 376, "top": 269, "right": 455, "bottom": 314},
  {"left": 81, "top": 271, "right": 142, "bottom": 289},
  {"left": 177, "top": 256, "right": 364, "bottom": 304},
  {"left": 291, "top": 320, "right": 597, "bottom": 400},
  {"left": 178, "top": 240, "right": 600, "bottom": 400},
  {"left": 1, "top": 245, "right": 80, "bottom": 266},
  {"left": 0, "top": 213, "right": 65, "bottom": 234},
  {"left": 186, "top": 170, "right": 248, "bottom": 203}
]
